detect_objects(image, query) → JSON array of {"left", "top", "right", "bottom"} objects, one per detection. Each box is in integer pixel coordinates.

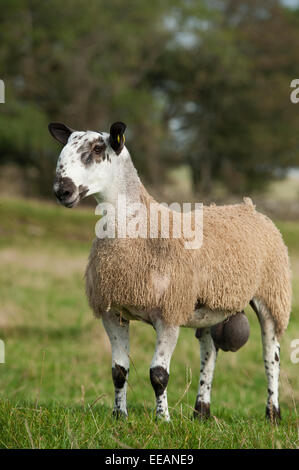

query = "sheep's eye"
[{"left": 94, "top": 145, "right": 103, "bottom": 154}]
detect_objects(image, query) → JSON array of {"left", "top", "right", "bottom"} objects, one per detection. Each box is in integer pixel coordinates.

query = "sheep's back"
[{"left": 85, "top": 200, "right": 291, "bottom": 327}]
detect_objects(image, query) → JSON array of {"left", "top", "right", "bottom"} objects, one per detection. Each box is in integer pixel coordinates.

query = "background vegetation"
[{"left": 1, "top": 0, "right": 299, "bottom": 197}]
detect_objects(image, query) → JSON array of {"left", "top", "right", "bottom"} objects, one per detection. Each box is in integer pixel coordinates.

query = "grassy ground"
[{"left": 0, "top": 197, "right": 298, "bottom": 449}]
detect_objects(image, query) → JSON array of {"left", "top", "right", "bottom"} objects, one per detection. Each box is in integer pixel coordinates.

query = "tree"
[
  {"left": 1, "top": 0, "right": 299, "bottom": 197},
  {"left": 151, "top": 0, "right": 299, "bottom": 194},
  {"left": 0, "top": 0, "right": 176, "bottom": 195}
]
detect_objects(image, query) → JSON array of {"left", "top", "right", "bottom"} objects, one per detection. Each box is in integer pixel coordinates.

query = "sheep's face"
[{"left": 49, "top": 122, "right": 126, "bottom": 208}]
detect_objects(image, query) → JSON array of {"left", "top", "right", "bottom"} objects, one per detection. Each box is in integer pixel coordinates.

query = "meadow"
[{"left": 0, "top": 197, "right": 298, "bottom": 449}]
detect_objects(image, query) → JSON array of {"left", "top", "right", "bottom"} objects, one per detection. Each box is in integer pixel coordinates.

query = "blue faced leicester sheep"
[{"left": 49, "top": 121, "right": 292, "bottom": 422}]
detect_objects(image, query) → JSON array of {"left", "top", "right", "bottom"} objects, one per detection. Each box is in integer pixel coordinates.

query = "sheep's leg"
[
  {"left": 251, "top": 300, "right": 281, "bottom": 422},
  {"left": 150, "top": 318, "right": 179, "bottom": 421},
  {"left": 194, "top": 327, "right": 218, "bottom": 420},
  {"left": 102, "top": 310, "right": 130, "bottom": 418}
]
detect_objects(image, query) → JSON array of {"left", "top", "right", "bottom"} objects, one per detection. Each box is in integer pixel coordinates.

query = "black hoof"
[
  {"left": 266, "top": 405, "right": 281, "bottom": 423},
  {"left": 193, "top": 400, "right": 210, "bottom": 420}
]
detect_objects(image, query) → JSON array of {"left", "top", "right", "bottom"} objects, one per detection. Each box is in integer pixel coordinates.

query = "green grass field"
[{"left": 0, "top": 197, "right": 298, "bottom": 449}]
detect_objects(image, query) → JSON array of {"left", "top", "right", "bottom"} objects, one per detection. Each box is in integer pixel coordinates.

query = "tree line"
[{"left": 0, "top": 0, "right": 299, "bottom": 197}]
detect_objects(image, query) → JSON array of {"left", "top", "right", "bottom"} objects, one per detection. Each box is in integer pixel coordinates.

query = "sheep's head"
[{"left": 48, "top": 121, "right": 126, "bottom": 208}]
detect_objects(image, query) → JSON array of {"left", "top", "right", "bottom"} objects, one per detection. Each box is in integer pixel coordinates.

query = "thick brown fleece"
[{"left": 85, "top": 186, "right": 292, "bottom": 337}]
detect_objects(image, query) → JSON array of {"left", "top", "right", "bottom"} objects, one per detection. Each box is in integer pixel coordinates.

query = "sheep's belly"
[
  {"left": 183, "top": 307, "right": 231, "bottom": 328},
  {"left": 116, "top": 305, "right": 230, "bottom": 329}
]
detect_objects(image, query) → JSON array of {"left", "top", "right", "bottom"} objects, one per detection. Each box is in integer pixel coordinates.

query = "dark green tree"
[{"left": 152, "top": 0, "right": 299, "bottom": 194}]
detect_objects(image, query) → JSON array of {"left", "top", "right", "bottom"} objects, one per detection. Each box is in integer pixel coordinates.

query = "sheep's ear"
[
  {"left": 109, "top": 121, "right": 126, "bottom": 154},
  {"left": 48, "top": 122, "right": 74, "bottom": 145}
]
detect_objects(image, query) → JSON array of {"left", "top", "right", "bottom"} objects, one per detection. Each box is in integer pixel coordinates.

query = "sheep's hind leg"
[
  {"left": 150, "top": 318, "right": 179, "bottom": 422},
  {"left": 194, "top": 327, "right": 218, "bottom": 420},
  {"left": 102, "top": 310, "right": 130, "bottom": 418},
  {"left": 251, "top": 300, "right": 281, "bottom": 422}
]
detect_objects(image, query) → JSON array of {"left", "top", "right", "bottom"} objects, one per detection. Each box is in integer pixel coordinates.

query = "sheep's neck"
[{"left": 93, "top": 150, "right": 153, "bottom": 223}]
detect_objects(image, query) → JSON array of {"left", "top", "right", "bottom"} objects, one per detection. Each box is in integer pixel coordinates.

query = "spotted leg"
[
  {"left": 150, "top": 318, "right": 179, "bottom": 421},
  {"left": 194, "top": 327, "right": 218, "bottom": 420},
  {"left": 102, "top": 310, "right": 130, "bottom": 418},
  {"left": 251, "top": 300, "right": 281, "bottom": 422}
]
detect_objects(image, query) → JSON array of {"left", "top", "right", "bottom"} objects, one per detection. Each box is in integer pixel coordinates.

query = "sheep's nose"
[{"left": 53, "top": 176, "right": 76, "bottom": 202}]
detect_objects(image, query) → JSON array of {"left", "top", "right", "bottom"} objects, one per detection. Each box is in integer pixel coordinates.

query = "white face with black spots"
[{"left": 49, "top": 122, "right": 126, "bottom": 208}]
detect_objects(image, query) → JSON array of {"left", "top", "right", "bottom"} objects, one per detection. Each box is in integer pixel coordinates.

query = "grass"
[{"left": 0, "top": 196, "right": 298, "bottom": 449}]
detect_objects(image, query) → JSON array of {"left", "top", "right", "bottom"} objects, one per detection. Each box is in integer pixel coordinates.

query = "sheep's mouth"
[
  {"left": 79, "top": 187, "right": 89, "bottom": 199},
  {"left": 65, "top": 189, "right": 89, "bottom": 208},
  {"left": 64, "top": 196, "right": 80, "bottom": 208},
  {"left": 57, "top": 186, "right": 89, "bottom": 208}
]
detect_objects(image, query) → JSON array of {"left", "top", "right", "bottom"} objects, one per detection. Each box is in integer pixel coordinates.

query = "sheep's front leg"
[
  {"left": 150, "top": 318, "right": 179, "bottom": 421},
  {"left": 194, "top": 327, "right": 218, "bottom": 420},
  {"left": 102, "top": 310, "right": 130, "bottom": 418}
]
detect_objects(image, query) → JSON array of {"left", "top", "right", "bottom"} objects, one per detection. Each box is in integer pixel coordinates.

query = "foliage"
[
  {"left": 0, "top": 0, "right": 299, "bottom": 195},
  {"left": 153, "top": 0, "right": 299, "bottom": 193}
]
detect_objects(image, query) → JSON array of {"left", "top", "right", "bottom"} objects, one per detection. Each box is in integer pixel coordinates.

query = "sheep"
[{"left": 48, "top": 120, "right": 292, "bottom": 422}]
